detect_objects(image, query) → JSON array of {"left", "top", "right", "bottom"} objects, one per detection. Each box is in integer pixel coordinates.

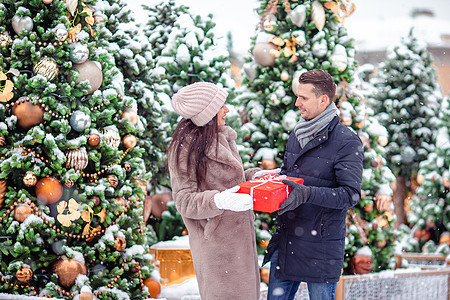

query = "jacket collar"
[
  {"left": 205, "top": 126, "right": 243, "bottom": 168},
  {"left": 298, "top": 116, "right": 340, "bottom": 155}
]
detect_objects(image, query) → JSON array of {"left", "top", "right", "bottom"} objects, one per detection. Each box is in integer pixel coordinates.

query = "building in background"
[{"left": 351, "top": 8, "right": 450, "bottom": 95}]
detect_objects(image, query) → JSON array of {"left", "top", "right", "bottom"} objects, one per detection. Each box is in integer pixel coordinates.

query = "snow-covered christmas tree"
[
  {"left": 370, "top": 29, "right": 441, "bottom": 227},
  {"left": 405, "top": 95, "right": 450, "bottom": 253},
  {"left": 97, "top": 0, "right": 167, "bottom": 191},
  {"left": 238, "top": 0, "right": 397, "bottom": 274},
  {"left": 145, "top": 0, "right": 189, "bottom": 58},
  {"left": 0, "top": 0, "right": 158, "bottom": 298},
  {"left": 143, "top": 2, "right": 245, "bottom": 241}
]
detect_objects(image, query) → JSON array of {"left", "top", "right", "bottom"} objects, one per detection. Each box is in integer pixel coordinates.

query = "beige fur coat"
[{"left": 168, "top": 125, "right": 260, "bottom": 299}]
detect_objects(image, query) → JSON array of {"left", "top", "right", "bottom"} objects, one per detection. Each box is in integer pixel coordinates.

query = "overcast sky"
[{"left": 126, "top": 0, "right": 450, "bottom": 54}]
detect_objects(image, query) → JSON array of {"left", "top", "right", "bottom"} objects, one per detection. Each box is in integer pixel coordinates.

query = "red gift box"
[{"left": 237, "top": 174, "right": 304, "bottom": 213}]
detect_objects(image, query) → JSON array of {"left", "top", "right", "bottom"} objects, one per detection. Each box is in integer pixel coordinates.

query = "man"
[{"left": 263, "top": 69, "right": 364, "bottom": 299}]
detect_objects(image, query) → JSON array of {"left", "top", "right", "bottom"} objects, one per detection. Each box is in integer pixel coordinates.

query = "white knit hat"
[{"left": 171, "top": 82, "right": 228, "bottom": 126}]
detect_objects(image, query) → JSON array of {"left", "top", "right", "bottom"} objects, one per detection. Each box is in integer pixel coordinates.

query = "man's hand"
[
  {"left": 278, "top": 179, "right": 311, "bottom": 215},
  {"left": 252, "top": 168, "right": 281, "bottom": 179}
]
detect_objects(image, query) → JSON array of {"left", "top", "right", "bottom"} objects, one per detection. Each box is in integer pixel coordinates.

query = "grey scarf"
[{"left": 294, "top": 102, "right": 339, "bottom": 148}]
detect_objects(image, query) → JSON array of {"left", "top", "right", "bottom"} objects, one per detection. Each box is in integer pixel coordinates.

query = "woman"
[{"left": 166, "top": 82, "right": 261, "bottom": 299}]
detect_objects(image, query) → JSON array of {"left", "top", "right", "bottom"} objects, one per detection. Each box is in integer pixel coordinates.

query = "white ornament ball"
[
  {"left": 12, "top": 15, "right": 33, "bottom": 34},
  {"left": 71, "top": 60, "right": 103, "bottom": 94},
  {"left": 252, "top": 43, "right": 277, "bottom": 67},
  {"left": 69, "top": 43, "right": 89, "bottom": 64},
  {"left": 100, "top": 126, "right": 120, "bottom": 149},
  {"left": 289, "top": 4, "right": 306, "bottom": 27},
  {"left": 70, "top": 111, "right": 91, "bottom": 132}
]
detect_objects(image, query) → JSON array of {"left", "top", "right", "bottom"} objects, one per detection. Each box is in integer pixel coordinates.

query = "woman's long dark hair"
[{"left": 166, "top": 116, "right": 219, "bottom": 183}]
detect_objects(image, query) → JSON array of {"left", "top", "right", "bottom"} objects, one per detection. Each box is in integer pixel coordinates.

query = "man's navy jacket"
[{"left": 263, "top": 116, "right": 364, "bottom": 283}]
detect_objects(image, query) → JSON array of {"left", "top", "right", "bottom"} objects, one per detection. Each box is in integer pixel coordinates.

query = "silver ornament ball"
[
  {"left": 69, "top": 43, "right": 89, "bottom": 64},
  {"left": 70, "top": 111, "right": 91, "bottom": 132},
  {"left": 55, "top": 28, "right": 68, "bottom": 42},
  {"left": 12, "top": 15, "right": 34, "bottom": 35}
]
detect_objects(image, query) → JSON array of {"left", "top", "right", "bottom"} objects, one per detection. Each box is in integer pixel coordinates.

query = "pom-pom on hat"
[{"left": 171, "top": 82, "right": 228, "bottom": 126}]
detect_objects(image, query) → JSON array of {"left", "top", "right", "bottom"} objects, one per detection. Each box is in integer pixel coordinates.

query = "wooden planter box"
[
  {"left": 395, "top": 252, "right": 448, "bottom": 268},
  {"left": 335, "top": 268, "right": 450, "bottom": 300},
  {"left": 149, "top": 248, "right": 195, "bottom": 286}
]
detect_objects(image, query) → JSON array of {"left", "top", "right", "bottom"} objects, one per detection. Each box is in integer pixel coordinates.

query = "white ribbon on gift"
[{"left": 248, "top": 174, "right": 289, "bottom": 200}]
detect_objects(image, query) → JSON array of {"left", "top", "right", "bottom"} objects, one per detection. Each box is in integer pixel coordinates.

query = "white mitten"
[
  {"left": 214, "top": 186, "right": 253, "bottom": 212},
  {"left": 252, "top": 168, "right": 281, "bottom": 179}
]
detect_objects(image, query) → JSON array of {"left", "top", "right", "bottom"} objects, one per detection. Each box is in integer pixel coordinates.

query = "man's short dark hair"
[{"left": 298, "top": 69, "right": 336, "bottom": 102}]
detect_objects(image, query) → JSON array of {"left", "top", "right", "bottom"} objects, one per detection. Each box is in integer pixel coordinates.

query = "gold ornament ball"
[
  {"left": 107, "top": 174, "right": 118, "bottom": 188},
  {"left": 123, "top": 134, "right": 137, "bottom": 149},
  {"left": 14, "top": 205, "right": 35, "bottom": 223},
  {"left": 416, "top": 174, "right": 425, "bottom": 185},
  {"left": 88, "top": 133, "right": 101, "bottom": 146},
  {"left": 33, "top": 56, "right": 59, "bottom": 81},
  {"left": 53, "top": 257, "right": 87, "bottom": 288},
  {"left": 258, "top": 239, "right": 269, "bottom": 249},
  {"left": 341, "top": 115, "right": 352, "bottom": 126},
  {"left": 113, "top": 236, "right": 126, "bottom": 251},
  {"left": 260, "top": 159, "right": 277, "bottom": 170},
  {"left": 260, "top": 268, "right": 270, "bottom": 284},
  {"left": 143, "top": 195, "right": 152, "bottom": 224},
  {"left": 0, "top": 179, "right": 6, "bottom": 209},
  {"left": 443, "top": 176, "right": 450, "bottom": 189},
  {"left": 151, "top": 193, "right": 172, "bottom": 219},
  {"left": 143, "top": 278, "right": 161, "bottom": 298},
  {"left": 23, "top": 171, "right": 37, "bottom": 187},
  {"left": 66, "top": 148, "right": 89, "bottom": 170},
  {"left": 12, "top": 100, "right": 45, "bottom": 130},
  {"left": 280, "top": 70, "right": 290, "bottom": 81},
  {"left": 35, "top": 176, "right": 64, "bottom": 204},
  {"left": 363, "top": 203, "right": 373, "bottom": 214},
  {"left": 121, "top": 109, "right": 138, "bottom": 125},
  {"left": 350, "top": 255, "right": 374, "bottom": 274},
  {"left": 439, "top": 232, "right": 450, "bottom": 245},
  {"left": 15, "top": 267, "right": 33, "bottom": 284},
  {"left": 115, "top": 196, "right": 126, "bottom": 207},
  {"left": 377, "top": 238, "right": 387, "bottom": 248},
  {"left": 71, "top": 60, "right": 103, "bottom": 94},
  {"left": 377, "top": 136, "right": 388, "bottom": 147},
  {"left": 64, "top": 179, "right": 74, "bottom": 188},
  {"left": 43, "top": 0, "right": 53, "bottom": 4},
  {"left": 79, "top": 292, "right": 93, "bottom": 300},
  {"left": 91, "top": 195, "right": 101, "bottom": 206}
]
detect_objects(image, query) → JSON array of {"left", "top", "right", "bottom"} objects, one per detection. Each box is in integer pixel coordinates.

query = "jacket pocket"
[{"left": 204, "top": 214, "right": 222, "bottom": 239}]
